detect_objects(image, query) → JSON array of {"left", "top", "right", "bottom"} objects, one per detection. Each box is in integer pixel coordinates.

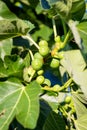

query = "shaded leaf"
[
  {"left": 52, "top": 1, "right": 69, "bottom": 18},
  {"left": 41, "top": 92, "right": 65, "bottom": 110},
  {"left": 70, "top": 127, "right": 76, "bottom": 130},
  {"left": 41, "top": 94, "right": 59, "bottom": 110},
  {"left": 0, "top": 58, "right": 7, "bottom": 78},
  {"left": 0, "top": 55, "right": 25, "bottom": 79},
  {"left": 43, "top": 111, "right": 66, "bottom": 130},
  {"left": 0, "top": 79, "right": 41, "bottom": 130},
  {"left": 45, "top": 0, "right": 85, "bottom": 20},
  {"left": 28, "top": 0, "right": 39, "bottom": 7},
  {"left": 34, "top": 100, "right": 52, "bottom": 130},
  {"left": 32, "top": 24, "right": 53, "bottom": 41},
  {"left": 0, "top": 1, "right": 17, "bottom": 19},
  {"left": 75, "top": 114, "right": 87, "bottom": 130},
  {"left": 47, "top": 0, "right": 59, "bottom": 5},
  {"left": 0, "top": 39, "right": 13, "bottom": 59},
  {"left": 70, "top": 0, "right": 85, "bottom": 21},
  {"left": 4, "top": 55, "right": 25, "bottom": 78}
]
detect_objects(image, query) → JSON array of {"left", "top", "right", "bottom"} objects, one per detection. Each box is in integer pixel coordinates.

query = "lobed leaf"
[
  {"left": 0, "top": 19, "right": 34, "bottom": 41},
  {"left": 42, "top": 0, "right": 85, "bottom": 20},
  {"left": 41, "top": 94, "right": 59, "bottom": 110},
  {"left": 32, "top": 24, "right": 53, "bottom": 41},
  {"left": 0, "top": 79, "right": 41, "bottom": 130},
  {"left": 0, "top": 78, "right": 24, "bottom": 130},
  {"left": 16, "top": 81, "right": 41, "bottom": 129},
  {"left": 0, "top": 1, "right": 34, "bottom": 41},
  {"left": 75, "top": 114, "right": 87, "bottom": 130},
  {"left": 0, "top": 1, "right": 17, "bottom": 20},
  {"left": 72, "top": 90, "right": 87, "bottom": 104},
  {"left": 68, "top": 20, "right": 82, "bottom": 49},
  {"left": 77, "top": 22, "right": 87, "bottom": 53},
  {"left": 60, "top": 50, "right": 87, "bottom": 99},
  {"left": 72, "top": 92, "right": 87, "bottom": 118},
  {"left": 0, "top": 55, "right": 25, "bottom": 79}
]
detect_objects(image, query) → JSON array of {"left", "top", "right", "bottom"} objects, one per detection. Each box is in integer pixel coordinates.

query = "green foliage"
[
  {"left": 60, "top": 50, "right": 87, "bottom": 99},
  {"left": 43, "top": 111, "right": 66, "bottom": 130},
  {"left": 0, "top": 1, "right": 17, "bottom": 19},
  {"left": 0, "top": 19, "right": 34, "bottom": 40},
  {"left": 0, "top": 0, "right": 87, "bottom": 130},
  {"left": 77, "top": 21, "right": 87, "bottom": 53},
  {"left": 72, "top": 92, "right": 87, "bottom": 118},
  {"left": 0, "top": 55, "right": 25, "bottom": 78},
  {"left": 0, "top": 39, "right": 12, "bottom": 59},
  {"left": 0, "top": 79, "right": 40, "bottom": 129},
  {"left": 75, "top": 114, "right": 87, "bottom": 130}
]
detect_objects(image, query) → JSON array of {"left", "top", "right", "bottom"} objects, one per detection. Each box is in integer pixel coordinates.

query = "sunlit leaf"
[
  {"left": 16, "top": 81, "right": 41, "bottom": 128},
  {"left": 75, "top": 114, "right": 87, "bottom": 130},
  {"left": 0, "top": 58, "right": 7, "bottom": 78},
  {"left": 32, "top": 24, "right": 53, "bottom": 41},
  {"left": 77, "top": 22, "right": 87, "bottom": 53},
  {"left": 68, "top": 20, "right": 82, "bottom": 49},
  {"left": 0, "top": 1, "right": 17, "bottom": 19},
  {"left": 18, "top": 0, "right": 29, "bottom": 5},
  {"left": 0, "top": 19, "right": 34, "bottom": 41},
  {"left": 60, "top": 50, "right": 87, "bottom": 99},
  {"left": 72, "top": 90, "right": 87, "bottom": 104},
  {"left": 70, "top": 0, "right": 85, "bottom": 20},
  {"left": 0, "top": 79, "right": 41, "bottom": 130},
  {"left": 72, "top": 92, "right": 87, "bottom": 118}
]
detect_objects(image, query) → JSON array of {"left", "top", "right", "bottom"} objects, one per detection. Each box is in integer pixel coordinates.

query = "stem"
[
  {"left": 29, "top": 49, "right": 34, "bottom": 60},
  {"left": 61, "top": 30, "right": 71, "bottom": 49},
  {"left": 28, "top": 70, "right": 36, "bottom": 82},
  {"left": 41, "top": 86, "right": 52, "bottom": 91},
  {"left": 61, "top": 19, "right": 67, "bottom": 35},
  {"left": 41, "top": 78, "right": 73, "bottom": 92},
  {"left": 59, "top": 78, "right": 73, "bottom": 92},
  {"left": 22, "top": 34, "right": 40, "bottom": 49},
  {"left": 52, "top": 17, "right": 57, "bottom": 38},
  {"left": 59, "top": 105, "right": 75, "bottom": 124}
]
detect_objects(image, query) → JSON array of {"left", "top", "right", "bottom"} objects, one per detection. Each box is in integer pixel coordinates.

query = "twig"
[
  {"left": 52, "top": 17, "right": 57, "bottom": 38},
  {"left": 22, "top": 34, "right": 40, "bottom": 49}
]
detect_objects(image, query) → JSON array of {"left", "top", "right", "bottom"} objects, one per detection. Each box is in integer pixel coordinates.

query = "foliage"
[{"left": 0, "top": 0, "right": 87, "bottom": 130}]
